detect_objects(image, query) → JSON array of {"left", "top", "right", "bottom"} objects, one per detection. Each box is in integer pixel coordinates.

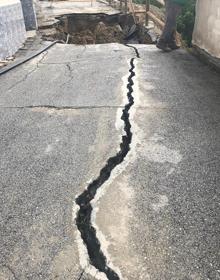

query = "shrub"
[
  {"left": 177, "top": 0, "right": 196, "bottom": 46},
  {"left": 132, "top": 0, "right": 196, "bottom": 46}
]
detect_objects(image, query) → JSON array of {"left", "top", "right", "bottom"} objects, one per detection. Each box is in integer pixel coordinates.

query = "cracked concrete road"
[
  {"left": 0, "top": 44, "right": 134, "bottom": 280},
  {"left": 0, "top": 43, "right": 220, "bottom": 280},
  {"left": 96, "top": 45, "right": 220, "bottom": 280}
]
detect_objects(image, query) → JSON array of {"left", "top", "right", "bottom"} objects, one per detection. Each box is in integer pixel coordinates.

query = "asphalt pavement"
[{"left": 0, "top": 43, "right": 219, "bottom": 280}]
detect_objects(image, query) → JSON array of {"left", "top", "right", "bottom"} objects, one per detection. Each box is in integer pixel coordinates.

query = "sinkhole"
[{"left": 40, "top": 13, "right": 156, "bottom": 45}]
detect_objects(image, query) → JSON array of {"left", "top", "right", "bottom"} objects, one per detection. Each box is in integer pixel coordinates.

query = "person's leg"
[
  {"left": 168, "top": 29, "right": 180, "bottom": 49},
  {"left": 161, "top": 2, "right": 181, "bottom": 42},
  {"left": 157, "top": 1, "right": 181, "bottom": 51}
]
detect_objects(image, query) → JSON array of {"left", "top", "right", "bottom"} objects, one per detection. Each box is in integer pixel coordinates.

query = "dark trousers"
[{"left": 160, "top": 0, "right": 182, "bottom": 42}]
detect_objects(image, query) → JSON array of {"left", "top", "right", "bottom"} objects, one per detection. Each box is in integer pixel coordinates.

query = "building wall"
[
  {"left": 192, "top": 0, "right": 220, "bottom": 59},
  {"left": 0, "top": 0, "right": 26, "bottom": 60},
  {"left": 20, "top": 0, "right": 38, "bottom": 31}
]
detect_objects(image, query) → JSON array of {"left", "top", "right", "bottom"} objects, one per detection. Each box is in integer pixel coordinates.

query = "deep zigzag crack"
[{"left": 75, "top": 47, "right": 139, "bottom": 280}]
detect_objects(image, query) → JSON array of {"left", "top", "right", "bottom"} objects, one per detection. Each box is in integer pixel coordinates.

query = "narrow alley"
[{"left": 0, "top": 0, "right": 220, "bottom": 280}]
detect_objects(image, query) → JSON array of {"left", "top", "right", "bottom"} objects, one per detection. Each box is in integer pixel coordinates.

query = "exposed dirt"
[
  {"left": 41, "top": 18, "right": 153, "bottom": 45},
  {"left": 67, "top": 22, "right": 124, "bottom": 44},
  {"left": 40, "top": 23, "right": 124, "bottom": 44}
]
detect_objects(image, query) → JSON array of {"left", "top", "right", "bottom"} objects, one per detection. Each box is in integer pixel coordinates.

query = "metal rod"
[
  {"left": 120, "top": 0, "right": 122, "bottom": 11},
  {"left": 125, "top": 0, "right": 128, "bottom": 14},
  {"left": 145, "top": 0, "right": 150, "bottom": 26}
]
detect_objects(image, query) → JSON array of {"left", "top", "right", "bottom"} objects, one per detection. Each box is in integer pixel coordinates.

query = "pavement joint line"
[
  {"left": 0, "top": 105, "right": 126, "bottom": 110},
  {"left": 0, "top": 106, "right": 180, "bottom": 110},
  {"left": 74, "top": 45, "right": 140, "bottom": 280}
]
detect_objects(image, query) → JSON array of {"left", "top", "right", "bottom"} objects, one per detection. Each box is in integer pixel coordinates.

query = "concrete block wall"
[
  {"left": 0, "top": 0, "right": 26, "bottom": 60},
  {"left": 193, "top": 0, "right": 220, "bottom": 58},
  {"left": 20, "top": 0, "right": 37, "bottom": 31}
]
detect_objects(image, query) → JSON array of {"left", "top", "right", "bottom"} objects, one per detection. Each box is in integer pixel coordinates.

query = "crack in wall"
[{"left": 75, "top": 46, "right": 140, "bottom": 280}]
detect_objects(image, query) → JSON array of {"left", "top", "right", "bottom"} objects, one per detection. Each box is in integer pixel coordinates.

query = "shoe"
[
  {"left": 168, "top": 41, "right": 180, "bottom": 50},
  {"left": 156, "top": 39, "right": 171, "bottom": 52}
]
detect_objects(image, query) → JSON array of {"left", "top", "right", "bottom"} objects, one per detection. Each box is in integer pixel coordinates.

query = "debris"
[
  {"left": 0, "top": 61, "right": 7, "bottom": 67},
  {"left": 94, "top": 22, "right": 124, "bottom": 44},
  {"left": 39, "top": 12, "right": 156, "bottom": 45}
]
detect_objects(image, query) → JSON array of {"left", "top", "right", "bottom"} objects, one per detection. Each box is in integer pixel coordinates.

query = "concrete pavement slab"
[
  {"left": 0, "top": 44, "right": 133, "bottom": 107},
  {"left": 95, "top": 45, "right": 220, "bottom": 280},
  {"left": 38, "top": 0, "right": 120, "bottom": 17},
  {"left": 0, "top": 43, "right": 135, "bottom": 280},
  {"left": 0, "top": 43, "right": 219, "bottom": 280},
  {"left": 0, "top": 107, "right": 120, "bottom": 280}
]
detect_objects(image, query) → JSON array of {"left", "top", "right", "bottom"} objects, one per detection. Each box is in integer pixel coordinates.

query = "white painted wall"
[
  {"left": 193, "top": 0, "right": 220, "bottom": 58},
  {"left": 0, "top": 0, "right": 26, "bottom": 60}
]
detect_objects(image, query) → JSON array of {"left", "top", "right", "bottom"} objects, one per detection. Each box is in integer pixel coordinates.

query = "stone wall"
[
  {"left": 20, "top": 0, "right": 38, "bottom": 31},
  {"left": 0, "top": 0, "right": 26, "bottom": 60},
  {"left": 193, "top": 0, "right": 220, "bottom": 59}
]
